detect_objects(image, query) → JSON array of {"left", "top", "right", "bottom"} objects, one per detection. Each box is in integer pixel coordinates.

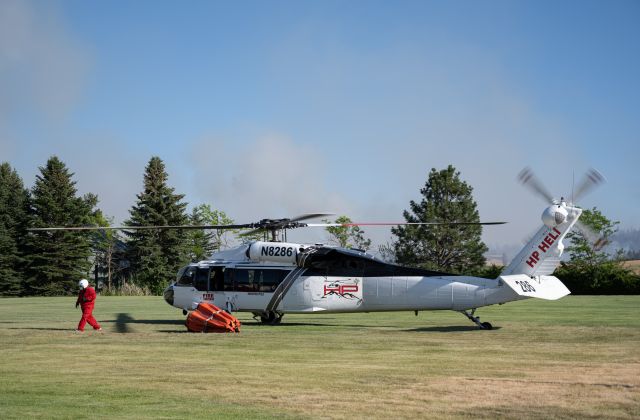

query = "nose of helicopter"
[{"left": 163, "top": 284, "right": 174, "bottom": 306}]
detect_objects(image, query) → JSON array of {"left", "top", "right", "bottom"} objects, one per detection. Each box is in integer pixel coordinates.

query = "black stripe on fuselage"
[{"left": 265, "top": 267, "right": 307, "bottom": 313}]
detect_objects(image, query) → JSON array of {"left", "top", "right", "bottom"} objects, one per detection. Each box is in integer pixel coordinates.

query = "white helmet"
[{"left": 79, "top": 279, "right": 89, "bottom": 289}]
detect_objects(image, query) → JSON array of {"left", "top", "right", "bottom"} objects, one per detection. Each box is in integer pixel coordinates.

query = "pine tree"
[
  {"left": 27, "top": 157, "right": 97, "bottom": 295},
  {"left": 0, "top": 163, "right": 31, "bottom": 295},
  {"left": 392, "top": 165, "right": 487, "bottom": 273},
  {"left": 125, "top": 157, "right": 189, "bottom": 294}
]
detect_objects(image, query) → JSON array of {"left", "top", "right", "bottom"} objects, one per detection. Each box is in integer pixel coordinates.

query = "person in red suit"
[{"left": 76, "top": 279, "right": 102, "bottom": 332}]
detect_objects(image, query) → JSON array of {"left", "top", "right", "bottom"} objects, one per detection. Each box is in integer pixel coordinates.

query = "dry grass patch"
[{"left": 622, "top": 260, "right": 640, "bottom": 274}]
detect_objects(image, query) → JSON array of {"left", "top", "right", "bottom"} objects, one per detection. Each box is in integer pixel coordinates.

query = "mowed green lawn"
[{"left": 0, "top": 296, "right": 638, "bottom": 419}]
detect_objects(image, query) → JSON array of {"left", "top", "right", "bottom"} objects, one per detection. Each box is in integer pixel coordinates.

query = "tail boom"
[{"left": 502, "top": 205, "right": 581, "bottom": 277}]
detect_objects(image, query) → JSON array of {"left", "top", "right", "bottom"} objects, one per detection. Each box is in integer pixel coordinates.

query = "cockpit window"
[{"left": 177, "top": 266, "right": 196, "bottom": 286}]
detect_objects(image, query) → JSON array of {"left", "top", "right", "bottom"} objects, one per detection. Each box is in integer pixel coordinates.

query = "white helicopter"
[
  {"left": 160, "top": 168, "right": 604, "bottom": 329},
  {"left": 32, "top": 168, "right": 604, "bottom": 329}
]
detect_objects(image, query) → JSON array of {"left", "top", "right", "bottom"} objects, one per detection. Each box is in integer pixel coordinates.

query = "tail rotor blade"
[
  {"left": 518, "top": 167, "right": 555, "bottom": 203},
  {"left": 573, "top": 168, "right": 605, "bottom": 203}
]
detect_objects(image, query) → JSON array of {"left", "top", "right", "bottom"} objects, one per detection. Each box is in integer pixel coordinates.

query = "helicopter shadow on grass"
[
  {"left": 157, "top": 322, "right": 410, "bottom": 333},
  {"left": 103, "top": 314, "right": 481, "bottom": 333},
  {"left": 102, "top": 313, "right": 185, "bottom": 333},
  {"left": 237, "top": 320, "right": 413, "bottom": 329},
  {"left": 242, "top": 321, "right": 346, "bottom": 327},
  {"left": 403, "top": 325, "right": 502, "bottom": 332}
]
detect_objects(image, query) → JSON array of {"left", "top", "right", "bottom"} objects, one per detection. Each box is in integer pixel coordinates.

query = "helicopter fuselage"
[
  {"left": 162, "top": 242, "right": 538, "bottom": 321},
  {"left": 166, "top": 265, "right": 517, "bottom": 314}
]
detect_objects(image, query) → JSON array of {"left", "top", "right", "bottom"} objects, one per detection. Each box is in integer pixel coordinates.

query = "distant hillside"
[
  {"left": 613, "top": 229, "right": 640, "bottom": 258},
  {"left": 622, "top": 260, "right": 640, "bottom": 275}
]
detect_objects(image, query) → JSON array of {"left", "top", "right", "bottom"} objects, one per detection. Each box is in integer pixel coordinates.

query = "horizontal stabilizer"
[{"left": 499, "top": 274, "right": 570, "bottom": 300}]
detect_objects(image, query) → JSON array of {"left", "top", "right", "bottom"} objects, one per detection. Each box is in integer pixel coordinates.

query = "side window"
[
  {"left": 224, "top": 269, "right": 234, "bottom": 291},
  {"left": 235, "top": 269, "right": 259, "bottom": 292},
  {"left": 227, "top": 269, "right": 290, "bottom": 292},
  {"left": 210, "top": 267, "right": 225, "bottom": 291},
  {"left": 177, "top": 266, "right": 196, "bottom": 286},
  {"left": 261, "top": 269, "right": 289, "bottom": 291},
  {"left": 194, "top": 267, "right": 210, "bottom": 291},
  {"left": 235, "top": 269, "right": 248, "bottom": 292}
]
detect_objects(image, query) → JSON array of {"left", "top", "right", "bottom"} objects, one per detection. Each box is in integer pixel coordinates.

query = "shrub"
[{"left": 100, "top": 282, "right": 152, "bottom": 296}]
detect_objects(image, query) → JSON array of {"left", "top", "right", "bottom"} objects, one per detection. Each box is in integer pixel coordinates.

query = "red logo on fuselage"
[
  {"left": 526, "top": 227, "right": 562, "bottom": 268},
  {"left": 324, "top": 284, "right": 359, "bottom": 296}
]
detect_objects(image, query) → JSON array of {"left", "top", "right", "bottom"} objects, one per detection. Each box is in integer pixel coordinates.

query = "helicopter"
[
  {"left": 161, "top": 167, "right": 604, "bottom": 329},
  {"left": 30, "top": 168, "right": 604, "bottom": 329}
]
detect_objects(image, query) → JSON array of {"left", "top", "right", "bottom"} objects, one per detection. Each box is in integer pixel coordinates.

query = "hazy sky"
[{"left": 1, "top": 0, "right": 639, "bottom": 252}]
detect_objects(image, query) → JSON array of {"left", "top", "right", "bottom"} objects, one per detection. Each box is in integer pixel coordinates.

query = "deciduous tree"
[
  {"left": 194, "top": 204, "right": 237, "bottom": 252},
  {"left": 90, "top": 212, "right": 127, "bottom": 291},
  {"left": 556, "top": 208, "right": 639, "bottom": 293},
  {"left": 187, "top": 205, "right": 216, "bottom": 262},
  {"left": 324, "top": 216, "right": 372, "bottom": 251}
]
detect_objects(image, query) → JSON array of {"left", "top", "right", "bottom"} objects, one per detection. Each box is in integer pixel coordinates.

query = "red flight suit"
[{"left": 76, "top": 286, "right": 101, "bottom": 331}]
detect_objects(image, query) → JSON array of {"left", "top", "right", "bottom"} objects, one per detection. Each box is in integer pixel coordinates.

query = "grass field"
[{"left": 0, "top": 296, "right": 639, "bottom": 419}]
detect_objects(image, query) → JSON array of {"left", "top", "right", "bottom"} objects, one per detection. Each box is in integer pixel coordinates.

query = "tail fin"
[
  {"left": 499, "top": 274, "right": 570, "bottom": 300},
  {"left": 501, "top": 204, "right": 582, "bottom": 276}
]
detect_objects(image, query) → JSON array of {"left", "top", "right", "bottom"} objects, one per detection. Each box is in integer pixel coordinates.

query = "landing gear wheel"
[
  {"left": 460, "top": 309, "right": 494, "bottom": 330},
  {"left": 182, "top": 309, "right": 188, "bottom": 316},
  {"left": 259, "top": 311, "right": 283, "bottom": 325},
  {"left": 481, "top": 322, "right": 493, "bottom": 330}
]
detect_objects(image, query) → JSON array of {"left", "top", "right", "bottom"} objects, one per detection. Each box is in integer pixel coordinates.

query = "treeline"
[
  {"left": 0, "top": 156, "right": 235, "bottom": 296},
  {"left": 1, "top": 159, "right": 639, "bottom": 297},
  {"left": 612, "top": 228, "right": 640, "bottom": 259}
]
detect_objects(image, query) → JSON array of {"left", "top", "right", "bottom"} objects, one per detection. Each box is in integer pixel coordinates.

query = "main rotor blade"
[
  {"left": 306, "top": 221, "right": 507, "bottom": 227},
  {"left": 288, "top": 213, "right": 336, "bottom": 223},
  {"left": 572, "top": 168, "right": 605, "bottom": 203},
  {"left": 239, "top": 213, "right": 337, "bottom": 236},
  {"left": 27, "top": 224, "right": 254, "bottom": 232},
  {"left": 26, "top": 214, "right": 337, "bottom": 233},
  {"left": 518, "top": 167, "right": 555, "bottom": 203},
  {"left": 28, "top": 215, "right": 506, "bottom": 232}
]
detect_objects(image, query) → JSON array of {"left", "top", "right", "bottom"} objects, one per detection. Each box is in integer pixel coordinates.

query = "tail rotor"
[{"left": 518, "top": 167, "right": 607, "bottom": 250}]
